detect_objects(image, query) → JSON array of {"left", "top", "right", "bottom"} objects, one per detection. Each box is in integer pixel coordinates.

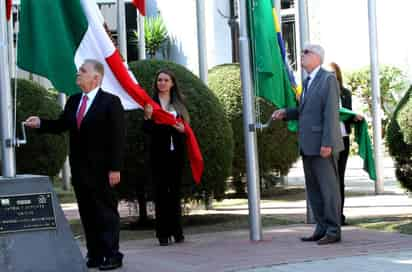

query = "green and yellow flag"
[
  {"left": 339, "top": 108, "right": 376, "bottom": 181},
  {"left": 248, "top": 0, "right": 298, "bottom": 131}
]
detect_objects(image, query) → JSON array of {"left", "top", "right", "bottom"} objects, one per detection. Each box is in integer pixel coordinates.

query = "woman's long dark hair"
[{"left": 153, "top": 69, "right": 190, "bottom": 123}]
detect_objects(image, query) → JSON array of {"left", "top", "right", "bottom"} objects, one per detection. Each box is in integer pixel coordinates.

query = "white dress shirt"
[{"left": 77, "top": 87, "right": 99, "bottom": 116}]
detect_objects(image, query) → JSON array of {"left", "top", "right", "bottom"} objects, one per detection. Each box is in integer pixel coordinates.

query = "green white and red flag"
[
  {"left": 6, "top": 0, "right": 12, "bottom": 20},
  {"left": 132, "top": 0, "right": 146, "bottom": 16},
  {"left": 17, "top": 0, "right": 203, "bottom": 183}
]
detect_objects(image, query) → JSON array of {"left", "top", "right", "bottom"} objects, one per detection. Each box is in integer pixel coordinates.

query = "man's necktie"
[
  {"left": 302, "top": 76, "right": 311, "bottom": 102},
  {"left": 76, "top": 95, "right": 88, "bottom": 129}
]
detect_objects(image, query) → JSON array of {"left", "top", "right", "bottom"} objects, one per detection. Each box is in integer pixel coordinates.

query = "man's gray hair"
[
  {"left": 304, "top": 44, "right": 325, "bottom": 64},
  {"left": 84, "top": 59, "right": 105, "bottom": 78}
]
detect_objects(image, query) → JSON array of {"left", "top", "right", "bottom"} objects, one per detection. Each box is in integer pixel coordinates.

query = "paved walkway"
[
  {"left": 90, "top": 225, "right": 412, "bottom": 272},
  {"left": 62, "top": 156, "right": 412, "bottom": 271}
]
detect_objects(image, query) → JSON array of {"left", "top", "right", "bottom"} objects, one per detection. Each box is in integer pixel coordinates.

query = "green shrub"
[
  {"left": 386, "top": 86, "right": 412, "bottom": 191},
  {"left": 208, "top": 64, "right": 299, "bottom": 193},
  {"left": 130, "top": 15, "right": 170, "bottom": 59},
  {"left": 119, "top": 60, "right": 234, "bottom": 201},
  {"left": 398, "top": 98, "right": 412, "bottom": 145},
  {"left": 13, "top": 79, "right": 68, "bottom": 178}
]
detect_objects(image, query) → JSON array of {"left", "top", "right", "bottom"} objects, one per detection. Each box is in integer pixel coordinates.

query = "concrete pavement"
[{"left": 63, "top": 156, "right": 412, "bottom": 271}]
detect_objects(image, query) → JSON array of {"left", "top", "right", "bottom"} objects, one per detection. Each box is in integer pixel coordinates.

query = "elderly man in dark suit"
[
  {"left": 25, "top": 59, "right": 125, "bottom": 270},
  {"left": 273, "top": 44, "right": 344, "bottom": 245}
]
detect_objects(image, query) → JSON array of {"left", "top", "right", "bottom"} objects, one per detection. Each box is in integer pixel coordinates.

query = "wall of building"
[
  {"left": 307, "top": 0, "right": 412, "bottom": 80},
  {"left": 153, "top": 0, "right": 232, "bottom": 76}
]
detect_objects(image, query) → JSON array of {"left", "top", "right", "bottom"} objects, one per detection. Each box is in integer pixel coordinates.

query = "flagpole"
[
  {"left": 7, "top": 8, "right": 15, "bottom": 78},
  {"left": 367, "top": 0, "right": 384, "bottom": 194},
  {"left": 58, "top": 93, "right": 71, "bottom": 190},
  {"left": 297, "top": 0, "right": 309, "bottom": 81},
  {"left": 137, "top": 13, "right": 145, "bottom": 60},
  {"left": 273, "top": 0, "right": 281, "bottom": 18},
  {"left": 239, "top": 0, "right": 262, "bottom": 241},
  {"left": 196, "top": 0, "right": 208, "bottom": 83},
  {"left": 297, "top": 0, "right": 315, "bottom": 224},
  {"left": 0, "top": 0, "right": 16, "bottom": 177},
  {"left": 117, "top": 0, "right": 128, "bottom": 62}
]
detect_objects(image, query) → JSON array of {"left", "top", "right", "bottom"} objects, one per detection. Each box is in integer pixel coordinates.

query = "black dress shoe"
[
  {"left": 174, "top": 235, "right": 185, "bottom": 243},
  {"left": 86, "top": 258, "right": 103, "bottom": 268},
  {"left": 317, "top": 235, "right": 341, "bottom": 245},
  {"left": 300, "top": 234, "right": 324, "bottom": 242},
  {"left": 99, "top": 256, "right": 123, "bottom": 271},
  {"left": 158, "top": 237, "right": 170, "bottom": 246}
]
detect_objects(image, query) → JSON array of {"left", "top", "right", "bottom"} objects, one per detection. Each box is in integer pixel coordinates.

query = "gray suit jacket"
[{"left": 286, "top": 68, "right": 344, "bottom": 156}]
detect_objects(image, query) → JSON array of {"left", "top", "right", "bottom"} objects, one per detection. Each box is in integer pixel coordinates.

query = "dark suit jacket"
[
  {"left": 40, "top": 89, "right": 125, "bottom": 187},
  {"left": 142, "top": 96, "right": 185, "bottom": 165},
  {"left": 340, "top": 87, "right": 352, "bottom": 135},
  {"left": 286, "top": 68, "right": 344, "bottom": 155}
]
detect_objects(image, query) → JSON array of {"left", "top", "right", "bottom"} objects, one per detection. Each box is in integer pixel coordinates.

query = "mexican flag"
[
  {"left": 17, "top": 0, "right": 203, "bottom": 183},
  {"left": 6, "top": 0, "right": 12, "bottom": 20},
  {"left": 132, "top": 0, "right": 146, "bottom": 16}
]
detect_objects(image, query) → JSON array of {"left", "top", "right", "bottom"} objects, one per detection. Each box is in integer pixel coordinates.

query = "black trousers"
[
  {"left": 337, "top": 136, "right": 350, "bottom": 223},
  {"left": 73, "top": 180, "right": 120, "bottom": 260},
  {"left": 152, "top": 151, "right": 183, "bottom": 239}
]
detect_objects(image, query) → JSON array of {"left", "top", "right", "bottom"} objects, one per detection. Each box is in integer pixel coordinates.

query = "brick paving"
[
  {"left": 96, "top": 225, "right": 412, "bottom": 272},
  {"left": 67, "top": 156, "right": 412, "bottom": 271}
]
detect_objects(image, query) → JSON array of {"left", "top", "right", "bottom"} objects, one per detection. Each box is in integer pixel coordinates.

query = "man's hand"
[
  {"left": 173, "top": 122, "right": 185, "bottom": 133},
  {"left": 272, "top": 109, "right": 286, "bottom": 120},
  {"left": 143, "top": 104, "right": 153, "bottom": 120},
  {"left": 109, "top": 171, "right": 121, "bottom": 187},
  {"left": 320, "top": 146, "right": 332, "bottom": 158},
  {"left": 25, "top": 116, "right": 41, "bottom": 128}
]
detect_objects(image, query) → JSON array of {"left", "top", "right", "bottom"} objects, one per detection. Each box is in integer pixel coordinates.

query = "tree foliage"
[
  {"left": 386, "top": 86, "right": 412, "bottom": 191},
  {"left": 208, "top": 64, "right": 299, "bottom": 193}
]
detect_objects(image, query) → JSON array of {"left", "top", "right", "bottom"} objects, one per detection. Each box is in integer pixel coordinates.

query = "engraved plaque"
[{"left": 0, "top": 192, "right": 56, "bottom": 233}]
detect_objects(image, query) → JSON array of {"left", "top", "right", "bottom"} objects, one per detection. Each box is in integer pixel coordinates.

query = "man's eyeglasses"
[{"left": 302, "top": 49, "right": 312, "bottom": 55}]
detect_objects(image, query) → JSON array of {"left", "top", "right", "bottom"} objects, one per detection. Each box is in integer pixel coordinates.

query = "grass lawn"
[
  {"left": 70, "top": 214, "right": 412, "bottom": 245},
  {"left": 54, "top": 186, "right": 77, "bottom": 204},
  {"left": 349, "top": 216, "right": 412, "bottom": 235},
  {"left": 67, "top": 186, "right": 412, "bottom": 243},
  {"left": 70, "top": 213, "right": 301, "bottom": 243}
]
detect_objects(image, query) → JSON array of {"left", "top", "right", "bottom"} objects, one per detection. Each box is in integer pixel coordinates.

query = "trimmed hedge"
[
  {"left": 386, "top": 86, "right": 412, "bottom": 191},
  {"left": 118, "top": 60, "right": 234, "bottom": 201},
  {"left": 13, "top": 79, "right": 68, "bottom": 178},
  {"left": 208, "top": 64, "right": 299, "bottom": 192}
]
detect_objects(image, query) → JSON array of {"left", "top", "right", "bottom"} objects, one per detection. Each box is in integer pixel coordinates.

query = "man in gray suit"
[{"left": 273, "top": 44, "right": 344, "bottom": 245}]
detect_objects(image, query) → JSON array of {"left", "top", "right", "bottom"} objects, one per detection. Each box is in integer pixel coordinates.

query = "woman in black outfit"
[
  {"left": 327, "top": 62, "right": 362, "bottom": 225},
  {"left": 143, "top": 69, "right": 190, "bottom": 246}
]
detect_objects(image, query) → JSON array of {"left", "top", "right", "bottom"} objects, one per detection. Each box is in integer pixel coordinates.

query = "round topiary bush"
[
  {"left": 398, "top": 98, "right": 412, "bottom": 145},
  {"left": 386, "top": 86, "right": 412, "bottom": 191},
  {"left": 208, "top": 64, "right": 299, "bottom": 193},
  {"left": 13, "top": 79, "right": 68, "bottom": 178},
  {"left": 119, "top": 60, "right": 234, "bottom": 201}
]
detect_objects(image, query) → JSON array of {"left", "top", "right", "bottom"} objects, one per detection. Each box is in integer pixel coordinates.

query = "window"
[
  {"left": 281, "top": 0, "right": 295, "bottom": 9},
  {"left": 281, "top": 15, "right": 297, "bottom": 71}
]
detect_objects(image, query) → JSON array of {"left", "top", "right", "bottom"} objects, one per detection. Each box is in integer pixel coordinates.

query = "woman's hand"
[
  {"left": 144, "top": 104, "right": 153, "bottom": 120},
  {"left": 173, "top": 122, "right": 185, "bottom": 133},
  {"left": 108, "top": 171, "right": 121, "bottom": 187},
  {"left": 354, "top": 114, "right": 363, "bottom": 122}
]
